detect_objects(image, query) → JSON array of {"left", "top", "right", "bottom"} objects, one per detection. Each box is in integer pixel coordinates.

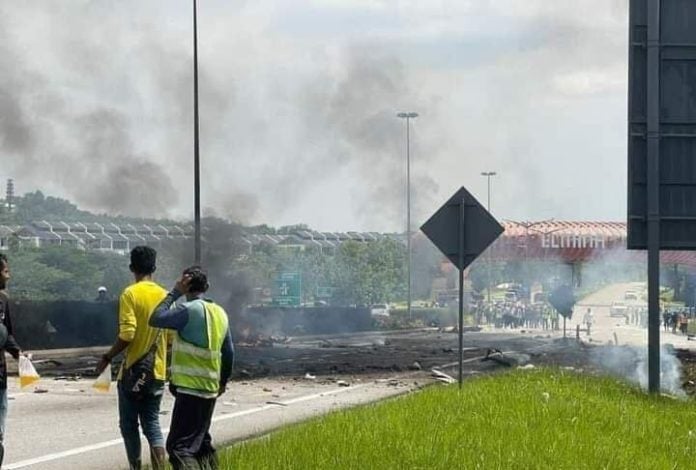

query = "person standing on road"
[
  {"left": 583, "top": 308, "right": 594, "bottom": 336},
  {"left": 96, "top": 246, "right": 168, "bottom": 470},
  {"left": 0, "top": 254, "right": 24, "bottom": 468},
  {"left": 150, "top": 266, "right": 234, "bottom": 470}
]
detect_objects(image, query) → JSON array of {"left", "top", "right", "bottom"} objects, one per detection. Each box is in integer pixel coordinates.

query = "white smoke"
[{"left": 591, "top": 344, "right": 684, "bottom": 397}]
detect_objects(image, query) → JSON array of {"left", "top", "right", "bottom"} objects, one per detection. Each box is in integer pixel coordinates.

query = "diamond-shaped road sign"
[{"left": 421, "top": 187, "right": 504, "bottom": 270}]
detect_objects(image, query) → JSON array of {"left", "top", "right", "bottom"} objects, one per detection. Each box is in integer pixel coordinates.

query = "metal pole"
[
  {"left": 397, "top": 112, "right": 418, "bottom": 319},
  {"left": 486, "top": 175, "right": 492, "bottom": 306},
  {"left": 646, "top": 0, "right": 661, "bottom": 394},
  {"left": 406, "top": 117, "right": 412, "bottom": 321},
  {"left": 458, "top": 197, "right": 465, "bottom": 388},
  {"left": 481, "top": 172, "right": 496, "bottom": 309},
  {"left": 193, "top": 0, "right": 202, "bottom": 264}
]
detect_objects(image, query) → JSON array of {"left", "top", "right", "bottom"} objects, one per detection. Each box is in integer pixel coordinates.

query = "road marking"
[{"left": 4, "top": 384, "right": 370, "bottom": 469}]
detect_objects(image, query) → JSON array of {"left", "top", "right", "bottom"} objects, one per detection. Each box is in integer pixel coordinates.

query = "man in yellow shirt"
[{"left": 96, "top": 246, "right": 168, "bottom": 470}]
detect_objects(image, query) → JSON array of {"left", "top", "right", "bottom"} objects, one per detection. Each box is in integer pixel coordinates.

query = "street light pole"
[
  {"left": 481, "top": 172, "right": 497, "bottom": 305},
  {"left": 193, "top": 0, "right": 202, "bottom": 264},
  {"left": 397, "top": 112, "right": 418, "bottom": 320}
]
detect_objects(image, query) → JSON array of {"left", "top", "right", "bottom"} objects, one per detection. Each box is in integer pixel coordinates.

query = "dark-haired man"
[
  {"left": 0, "top": 254, "right": 23, "bottom": 468},
  {"left": 151, "top": 266, "right": 234, "bottom": 470},
  {"left": 97, "top": 246, "right": 168, "bottom": 470}
]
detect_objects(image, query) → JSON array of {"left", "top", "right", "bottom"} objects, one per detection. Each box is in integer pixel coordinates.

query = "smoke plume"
[
  {"left": 591, "top": 345, "right": 685, "bottom": 397},
  {"left": 0, "top": 1, "right": 631, "bottom": 230}
]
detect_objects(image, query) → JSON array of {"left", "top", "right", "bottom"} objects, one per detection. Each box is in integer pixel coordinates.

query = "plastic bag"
[
  {"left": 93, "top": 364, "right": 112, "bottom": 392},
  {"left": 18, "top": 355, "right": 40, "bottom": 388}
]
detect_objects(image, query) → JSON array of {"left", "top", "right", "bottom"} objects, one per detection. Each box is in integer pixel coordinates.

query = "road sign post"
[
  {"left": 422, "top": 187, "right": 504, "bottom": 387},
  {"left": 628, "top": 0, "right": 696, "bottom": 392},
  {"left": 458, "top": 197, "right": 465, "bottom": 387}
]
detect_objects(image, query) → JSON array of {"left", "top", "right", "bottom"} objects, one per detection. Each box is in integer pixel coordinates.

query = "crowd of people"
[
  {"left": 471, "top": 301, "right": 561, "bottom": 331},
  {"left": 663, "top": 309, "right": 695, "bottom": 335}
]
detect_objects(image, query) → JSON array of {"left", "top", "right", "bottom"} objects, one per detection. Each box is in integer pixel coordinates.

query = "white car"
[
  {"left": 610, "top": 301, "right": 628, "bottom": 317},
  {"left": 370, "top": 304, "right": 391, "bottom": 317}
]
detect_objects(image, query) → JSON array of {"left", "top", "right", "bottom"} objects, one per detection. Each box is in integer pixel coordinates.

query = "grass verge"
[{"left": 220, "top": 369, "right": 696, "bottom": 469}]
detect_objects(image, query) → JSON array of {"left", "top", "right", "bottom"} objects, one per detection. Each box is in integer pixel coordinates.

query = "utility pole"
[
  {"left": 193, "top": 0, "right": 202, "bottom": 264},
  {"left": 481, "top": 172, "right": 497, "bottom": 305},
  {"left": 397, "top": 112, "right": 418, "bottom": 320}
]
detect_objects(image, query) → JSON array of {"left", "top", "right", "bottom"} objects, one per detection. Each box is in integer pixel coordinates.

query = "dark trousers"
[{"left": 167, "top": 392, "right": 218, "bottom": 470}]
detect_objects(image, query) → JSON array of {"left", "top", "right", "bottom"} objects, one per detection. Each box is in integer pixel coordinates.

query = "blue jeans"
[
  {"left": 0, "top": 387, "right": 7, "bottom": 467},
  {"left": 118, "top": 382, "right": 165, "bottom": 468}
]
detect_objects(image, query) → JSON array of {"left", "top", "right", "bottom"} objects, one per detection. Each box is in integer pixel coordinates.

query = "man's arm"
[
  {"left": 96, "top": 289, "right": 135, "bottom": 374},
  {"left": 150, "top": 289, "right": 189, "bottom": 330},
  {"left": 218, "top": 327, "right": 234, "bottom": 395},
  {"left": 3, "top": 298, "right": 21, "bottom": 360}
]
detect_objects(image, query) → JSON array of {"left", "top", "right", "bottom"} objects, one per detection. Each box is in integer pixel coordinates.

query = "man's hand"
[
  {"left": 95, "top": 354, "right": 111, "bottom": 375},
  {"left": 174, "top": 274, "right": 192, "bottom": 296}
]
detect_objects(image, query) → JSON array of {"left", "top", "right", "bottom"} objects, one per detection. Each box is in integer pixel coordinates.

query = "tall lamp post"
[
  {"left": 193, "top": 0, "right": 202, "bottom": 264},
  {"left": 397, "top": 112, "right": 418, "bottom": 320},
  {"left": 481, "top": 172, "right": 497, "bottom": 305}
]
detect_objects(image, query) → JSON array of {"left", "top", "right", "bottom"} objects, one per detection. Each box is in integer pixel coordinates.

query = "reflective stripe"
[
  {"left": 172, "top": 339, "right": 220, "bottom": 360},
  {"left": 171, "top": 365, "right": 219, "bottom": 380}
]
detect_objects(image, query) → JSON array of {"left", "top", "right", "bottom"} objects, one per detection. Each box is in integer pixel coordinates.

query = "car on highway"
[
  {"left": 370, "top": 304, "right": 391, "bottom": 317},
  {"left": 624, "top": 291, "right": 639, "bottom": 301},
  {"left": 504, "top": 290, "right": 518, "bottom": 302},
  {"left": 610, "top": 301, "right": 628, "bottom": 317}
]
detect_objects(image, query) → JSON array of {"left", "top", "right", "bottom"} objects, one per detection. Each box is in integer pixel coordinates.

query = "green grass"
[{"left": 220, "top": 369, "right": 696, "bottom": 470}]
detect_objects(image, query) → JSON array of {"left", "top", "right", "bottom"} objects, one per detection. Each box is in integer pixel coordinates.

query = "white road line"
[{"left": 4, "top": 383, "right": 370, "bottom": 469}]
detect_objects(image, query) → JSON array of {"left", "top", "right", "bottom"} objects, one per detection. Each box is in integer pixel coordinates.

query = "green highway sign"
[
  {"left": 273, "top": 272, "right": 302, "bottom": 306},
  {"left": 316, "top": 286, "right": 335, "bottom": 299}
]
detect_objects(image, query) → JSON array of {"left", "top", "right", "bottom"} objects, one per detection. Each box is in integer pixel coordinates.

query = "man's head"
[
  {"left": 129, "top": 246, "right": 157, "bottom": 277},
  {"left": 183, "top": 265, "right": 209, "bottom": 294},
  {"left": 0, "top": 254, "right": 8, "bottom": 290}
]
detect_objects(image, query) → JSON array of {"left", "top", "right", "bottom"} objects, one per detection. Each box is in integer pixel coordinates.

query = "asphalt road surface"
[
  {"left": 2, "top": 329, "right": 556, "bottom": 470},
  {"left": 575, "top": 282, "right": 694, "bottom": 349}
]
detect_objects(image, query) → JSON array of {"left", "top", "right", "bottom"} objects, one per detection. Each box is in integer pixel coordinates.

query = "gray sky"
[{"left": 0, "top": 0, "right": 629, "bottom": 232}]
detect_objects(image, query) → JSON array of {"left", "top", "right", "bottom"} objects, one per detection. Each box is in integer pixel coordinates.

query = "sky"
[{"left": 0, "top": 0, "right": 629, "bottom": 232}]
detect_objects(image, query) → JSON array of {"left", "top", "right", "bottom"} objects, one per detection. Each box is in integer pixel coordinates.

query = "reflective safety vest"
[{"left": 170, "top": 300, "right": 229, "bottom": 394}]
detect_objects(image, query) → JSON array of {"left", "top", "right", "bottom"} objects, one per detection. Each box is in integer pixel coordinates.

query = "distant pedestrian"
[
  {"left": 583, "top": 308, "right": 594, "bottom": 335},
  {"left": 663, "top": 312, "right": 670, "bottom": 332},
  {"left": 0, "top": 254, "right": 25, "bottom": 468},
  {"left": 95, "top": 286, "right": 109, "bottom": 302},
  {"left": 151, "top": 266, "right": 234, "bottom": 470},
  {"left": 680, "top": 313, "right": 688, "bottom": 335},
  {"left": 96, "top": 246, "right": 168, "bottom": 470}
]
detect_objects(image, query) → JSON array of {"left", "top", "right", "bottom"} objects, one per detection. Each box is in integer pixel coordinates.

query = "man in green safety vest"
[{"left": 150, "top": 266, "right": 234, "bottom": 470}]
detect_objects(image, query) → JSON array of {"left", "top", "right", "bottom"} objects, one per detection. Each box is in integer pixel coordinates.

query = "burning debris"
[{"left": 482, "top": 349, "right": 531, "bottom": 368}]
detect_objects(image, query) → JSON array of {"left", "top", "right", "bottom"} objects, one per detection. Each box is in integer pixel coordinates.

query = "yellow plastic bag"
[
  {"left": 93, "top": 364, "right": 112, "bottom": 392},
  {"left": 18, "top": 355, "right": 40, "bottom": 388}
]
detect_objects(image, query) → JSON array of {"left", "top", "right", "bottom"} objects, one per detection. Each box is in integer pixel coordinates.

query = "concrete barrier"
[
  {"left": 8, "top": 301, "right": 373, "bottom": 349},
  {"left": 11, "top": 300, "right": 117, "bottom": 350}
]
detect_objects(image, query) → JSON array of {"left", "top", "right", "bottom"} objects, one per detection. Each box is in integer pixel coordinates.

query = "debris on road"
[
  {"left": 33, "top": 388, "right": 49, "bottom": 394},
  {"left": 336, "top": 380, "right": 350, "bottom": 387},
  {"left": 304, "top": 373, "right": 317, "bottom": 380},
  {"left": 409, "top": 361, "right": 422, "bottom": 371},
  {"left": 54, "top": 375, "right": 81, "bottom": 381},
  {"left": 431, "top": 369, "right": 455, "bottom": 384},
  {"left": 266, "top": 401, "right": 288, "bottom": 407},
  {"left": 482, "top": 349, "right": 531, "bottom": 367}
]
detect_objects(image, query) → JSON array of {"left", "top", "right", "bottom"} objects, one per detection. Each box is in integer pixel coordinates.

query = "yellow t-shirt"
[{"left": 118, "top": 280, "right": 168, "bottom": 381}]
